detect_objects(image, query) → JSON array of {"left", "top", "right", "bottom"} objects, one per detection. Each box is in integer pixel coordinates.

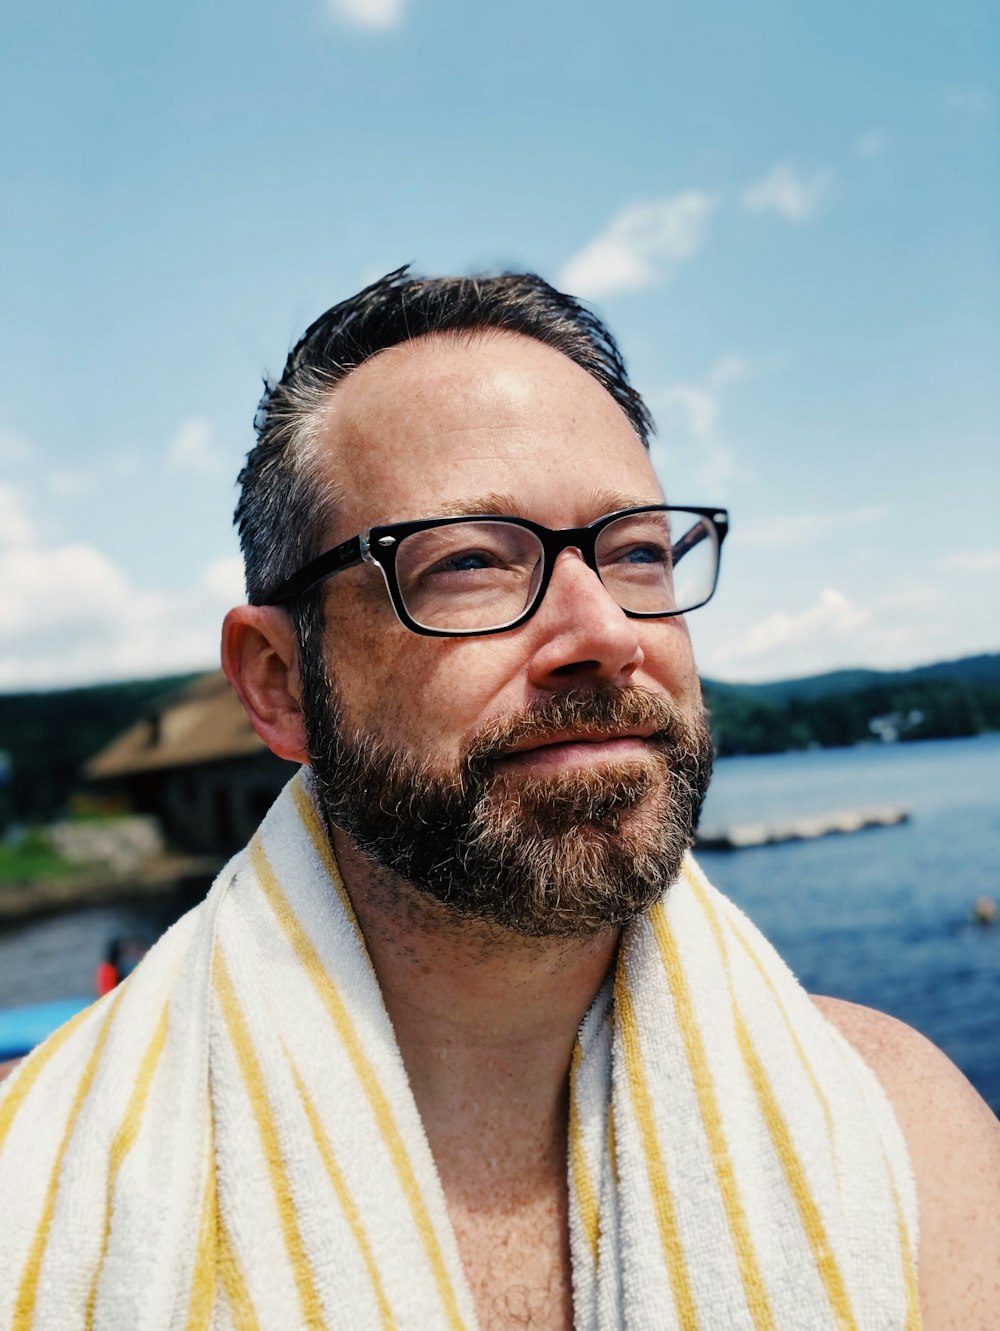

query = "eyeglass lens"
[{"left": 393, "top": 510, "right": 719, "bottom": 632}]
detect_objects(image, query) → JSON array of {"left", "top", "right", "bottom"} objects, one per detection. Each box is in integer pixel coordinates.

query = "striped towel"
[{"left": 0, "top": 771, "right": 920, "bottom": 1329}]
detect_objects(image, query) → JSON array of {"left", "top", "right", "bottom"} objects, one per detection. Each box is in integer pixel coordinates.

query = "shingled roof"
[{"left": 85, "top": 672, "right": 267, "bottom": 779}]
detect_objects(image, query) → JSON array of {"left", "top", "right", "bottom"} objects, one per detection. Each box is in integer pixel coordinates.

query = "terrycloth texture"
[{"left": 0, "top": 771, "right": 920, "bottom": 1330}]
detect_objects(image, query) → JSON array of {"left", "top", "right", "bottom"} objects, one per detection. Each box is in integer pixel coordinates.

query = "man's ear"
[{"left": 221, "top": 605, "right": 310, "bottom": 764}]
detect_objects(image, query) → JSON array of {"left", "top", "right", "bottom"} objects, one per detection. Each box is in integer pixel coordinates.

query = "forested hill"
[
  {"left": 702, "top": 653, "right": 1000, "bottom": 756},
  {"left": 0, "top": 655, "right": 997, "bottom": 825},
  {"left": 707, "top": 653, "right": 1000, "bottom": 704}
]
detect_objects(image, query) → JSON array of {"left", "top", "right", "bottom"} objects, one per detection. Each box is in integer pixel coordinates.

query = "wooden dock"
[{"left": 696, "top": 805, "right": 910, "bottom": 851}]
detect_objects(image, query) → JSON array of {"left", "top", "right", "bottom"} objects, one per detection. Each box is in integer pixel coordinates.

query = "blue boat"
[
  {"left": 0, "top": 996, "right": 91, "bottom": 1061},
  {"left": 0, "top": 930, "right": 156, "bottom": 1065}
]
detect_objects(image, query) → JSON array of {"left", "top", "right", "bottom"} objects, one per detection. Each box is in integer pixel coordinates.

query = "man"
[{"left": 1, "top": 270, "right": 997, "bottom": 1329}]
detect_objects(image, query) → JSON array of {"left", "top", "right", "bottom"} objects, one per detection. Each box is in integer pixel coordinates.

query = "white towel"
[{"left": 0, "top": 771, "right": 920, "bottom": 1329}]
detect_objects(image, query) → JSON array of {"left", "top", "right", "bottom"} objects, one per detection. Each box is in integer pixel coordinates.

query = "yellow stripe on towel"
[
  {"left": 569, "top": 1039, "right": 600, "bottom": 1266},
  {"left": 615, "top": 967, "right": 699, "bottom": 1329},
  {"left": 185, "top": 1132, "right": 219, "bottom": 1331},
  {"left": 289, "top": 1057, "right": 397, "bottom": 1330},
  {"left": 219, "top": 1215, "right": 261, "bottom": 1331},
  {"left": 649, "top": 900, "right": 777, "bottom": 1331},
  {"left": 732, "top": 1011, "right": 858, "bottom": 1329},
  {"left": 213, "top": 949, "right": 325, "bottom": 1330},
  {"left": 891, "top": 1180, "right": 921, "bottom": 1329},
  {"left": 85, "top": 1001, "right": 170, "bottom": 1329},
  {"left": 292, "top": 777, "right": 367, "bottom": 949},
  {"left": 186, "top": 1118, "right": 229, "bottom": 1331},
  {"left": 687, "top": 864, "right": 838, "bottom": 1163},
  {"left": 183, "top": 1131, "right": 259, "bottom": 1331},
  {"left": 13, "top": 988, "right": 125, "bottom": 1330},
  {"left": 251, "top": 836, "right": 468, "bottom": 1331},
  {"left": 685, "top": 871, "right": 859, "bottom": 1328}
]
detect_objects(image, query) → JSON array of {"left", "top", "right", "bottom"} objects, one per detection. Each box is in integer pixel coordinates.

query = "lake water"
[
  {"left": 697, "top": 733, "right": 1000, "bottom": 1113},
  {"left": 1, "top": 734, "right": 998, "bottom": 1111}
]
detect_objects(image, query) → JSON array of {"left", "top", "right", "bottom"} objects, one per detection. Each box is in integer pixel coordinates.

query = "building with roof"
[{"left": 85, "top": 672, "right": 299, "bottom": 856}]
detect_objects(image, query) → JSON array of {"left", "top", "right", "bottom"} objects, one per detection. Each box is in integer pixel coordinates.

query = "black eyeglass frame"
[{"left": 264, "top": 504, "right": 730, "bottom": 638}]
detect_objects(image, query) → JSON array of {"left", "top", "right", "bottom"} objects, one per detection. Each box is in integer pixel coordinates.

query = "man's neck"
[
  {"left": 330, "top": 828, "right": 616, "bottom": 1329},
  {"left": 330, "top": 826, "right": 619, "bottom": 1158}
]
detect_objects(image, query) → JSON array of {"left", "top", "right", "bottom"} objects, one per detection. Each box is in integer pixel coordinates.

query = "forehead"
[{"left": 313, "top": 331, "right": 662, "bottom": 535}]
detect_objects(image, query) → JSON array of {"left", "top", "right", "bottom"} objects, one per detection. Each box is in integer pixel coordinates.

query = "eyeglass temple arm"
[
  {"left": 269, "top": 534, "right": 363, "bottom": 602},
  {"left": 671, "top": 521, "right": 711, "bottom": 565}
]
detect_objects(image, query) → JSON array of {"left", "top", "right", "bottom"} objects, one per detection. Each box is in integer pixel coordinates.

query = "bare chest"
[{"left": 448, "top": 1188, "right": 574, "bottom": 1331}]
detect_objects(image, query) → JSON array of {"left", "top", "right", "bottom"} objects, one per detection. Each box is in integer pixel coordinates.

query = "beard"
[{"left": 300, "top": 656, "right": 714, "bottom": 939}]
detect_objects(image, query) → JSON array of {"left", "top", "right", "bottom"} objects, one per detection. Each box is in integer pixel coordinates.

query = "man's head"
[
  {"left": 225, "top": 269, "right": 717, "bottom": 938},
  {"left": 236, "top": 267, "right": 653, "bottom": 609}
]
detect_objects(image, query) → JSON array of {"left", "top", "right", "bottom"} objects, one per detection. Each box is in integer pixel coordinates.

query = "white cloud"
[
  {"left": 740, "top": 163, "right": 833, "bottom": 222},
  {"left": 739, "top": 507, "right": 885, "bottom": 549},
  {"left": 654, "top": 384, "right": 719, "bottom": 439},
  {"left": 649, "top": 413, "right": 736, "bottom": 497},
  {"left": 646, "top": 353, "right": 756, "bottom": 496},
  {"left": 557, "top": 191, "right": 717, "bottom": 299},
  {"left": 0, "top": 549, "right": 237, "bottom": 690},
  {"left": 326, "top": 0, "right": 403, "bottom": 29},
  {"left": 694, "top": 443, "right": 741, "bottom": 497},
  {"left": 706, "top": 355, "right": 750, "bottom": 390},
  {"left": 0, "top": 541, "right": 132, "bottom": 640},
  {"left": 940, "top": 548, "right": 1000, "bottom": 574},
  {"left": 0, "top": 425, "right": 35, "bottom": 464},
  {"left": 649, "top": 355, "right": 756, "bottom": 445},
  {"left": 746, "top": 588, "right": 868, "bottom": 652},
  {"left": 46, "top": 468, "right": 92, "bottom": 500},
  {"left": 648, "top": 353, "right": 758, "bottom": 438},
  {"left": 0, "top": 483, "right": 238, "bottom": 689},
  {"left": 0, "top": 483, "right": 36, "bottom": 546},
  {"left": 165, "top": 418, "right": 221, "bottom": 476},
  {"left": 202, "top": 554, "right": 246, "bottom": 602},
  {"left": 711, "top": 588, "right": 870, "bottom": 678},
  {"left": 856, "top": 130, "right": 887, "bottom": 160},
  {"left": 700, "top": 576, "right": 987, "bottom": 682}
]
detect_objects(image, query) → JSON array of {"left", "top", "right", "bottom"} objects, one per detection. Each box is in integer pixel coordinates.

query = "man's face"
[{"left": 300, "top": 332, "right": 714, "bottom": 936}]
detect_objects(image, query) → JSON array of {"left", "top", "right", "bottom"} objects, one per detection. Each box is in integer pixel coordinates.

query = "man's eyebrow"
[
  {"left": 433, "top": 493, "right": 523, "bottom": 518},
  {"left": 588, "top": 489, "right": 664, "bottom": 516},
  {"left": 429, "top": 490, "right": 663, "bottom": 521}
]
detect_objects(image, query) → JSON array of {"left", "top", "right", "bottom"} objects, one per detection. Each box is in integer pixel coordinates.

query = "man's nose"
[{"left": 526, "top": 548, "right": 645, "bottom": 690}]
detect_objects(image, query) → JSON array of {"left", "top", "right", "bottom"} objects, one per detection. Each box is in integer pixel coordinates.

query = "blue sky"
[{"left": 1, "top": 0, "right": 997, "bottom": 688}]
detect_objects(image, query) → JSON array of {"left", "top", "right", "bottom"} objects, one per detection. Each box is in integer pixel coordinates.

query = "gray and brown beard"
[{"left": 302, "top": 665, "right": 714, "bottom": 939}]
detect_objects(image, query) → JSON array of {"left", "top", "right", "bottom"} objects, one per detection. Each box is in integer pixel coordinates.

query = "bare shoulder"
[
  {"left": 810, "top": 994, "right": 999, "bottom": 1131},
  {"left": 0, "top": 1057, "right": 22, "bottom": 1084},
  {"left": 813, "top": 995, "right": 1000, "bottom": 1330}
]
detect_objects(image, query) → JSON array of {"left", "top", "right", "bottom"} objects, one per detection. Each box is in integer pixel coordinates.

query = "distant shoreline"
[{"left": 0, "top": 655, "right": 997, "bottom": 829}]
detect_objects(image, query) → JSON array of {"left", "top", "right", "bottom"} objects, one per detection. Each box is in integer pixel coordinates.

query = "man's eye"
[
  {"left": 428, "top": 550, "right": 497, "bottom": 574},
  {"left": 614, "top": 543, "right": 670, "bottom": 566}
]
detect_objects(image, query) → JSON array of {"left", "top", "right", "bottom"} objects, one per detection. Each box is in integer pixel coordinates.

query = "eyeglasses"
[{"left": 265, "top": 504, "right": 729, "bottom": 638}]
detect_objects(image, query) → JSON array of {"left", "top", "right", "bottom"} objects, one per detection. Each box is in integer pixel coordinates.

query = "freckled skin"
[{"left": 310, "top": 332, "right": 704, "bottom": 774}]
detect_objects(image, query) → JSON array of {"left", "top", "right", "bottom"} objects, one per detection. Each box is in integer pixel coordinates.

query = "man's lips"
[
  {"left": 504, "top": 727, "right": 657, "bottom": 754},
  {"left": 495, "top": 728, "right": 658, "bottom": 770}
]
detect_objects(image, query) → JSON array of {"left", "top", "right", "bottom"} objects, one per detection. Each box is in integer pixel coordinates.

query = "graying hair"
[{"left": 234, "top": 265, "right": 654, "bottom": 611}]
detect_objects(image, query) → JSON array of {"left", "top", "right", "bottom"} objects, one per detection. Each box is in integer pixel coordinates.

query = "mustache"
[{"left": 462, "top": 686, "right": 698, "bottom": 775}]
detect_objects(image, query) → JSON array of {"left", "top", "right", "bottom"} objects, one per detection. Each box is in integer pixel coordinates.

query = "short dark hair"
[{"left": 235, "top": 265, "right": 653, "bottom": 607}]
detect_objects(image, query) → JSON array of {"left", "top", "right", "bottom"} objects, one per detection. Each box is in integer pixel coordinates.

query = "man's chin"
[
  {"left": 437, "top": 762, "right": 687, "bottom": 938},
  {"left": 479, "top": 754, "right": 662, "bottom": 837},
  {"left": 303, "top": 679, "right": 714, "bottom": 939}
]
